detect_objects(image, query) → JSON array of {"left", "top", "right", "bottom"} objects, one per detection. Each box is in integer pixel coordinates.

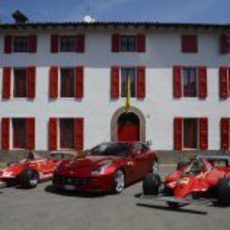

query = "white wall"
[{"left": 0, "top": 28, "right": 230, "bottom": 150}]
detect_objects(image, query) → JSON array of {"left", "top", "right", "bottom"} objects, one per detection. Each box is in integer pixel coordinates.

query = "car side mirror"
[{"left": 132, "top": 151, "right": 141, "bottom": 157}]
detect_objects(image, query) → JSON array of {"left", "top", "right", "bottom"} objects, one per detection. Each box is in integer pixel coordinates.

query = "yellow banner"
[{"left": 125, "top": 74, "right": 131, "bottom": 112}]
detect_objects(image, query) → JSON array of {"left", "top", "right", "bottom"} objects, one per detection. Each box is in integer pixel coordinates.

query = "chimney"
[{"left": 12, "top": 10, "right": 29, "bottom": 24}]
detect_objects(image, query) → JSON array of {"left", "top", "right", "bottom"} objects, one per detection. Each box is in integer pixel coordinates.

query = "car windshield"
[
  {"left": 90, "top": 143, "right": 129, "bottom": 157},
  {"left": 49, "top": 153, "right": 74, "bottom": 161}
]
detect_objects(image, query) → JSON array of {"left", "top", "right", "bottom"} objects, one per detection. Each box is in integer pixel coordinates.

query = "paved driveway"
[{"left": 0, "top": 166, "right": 229, "bottom": 230}]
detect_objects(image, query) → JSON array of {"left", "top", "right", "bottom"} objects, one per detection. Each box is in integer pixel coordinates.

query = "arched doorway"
[
  {"left": 111, "top": 106, "right": 146, "bottom": 142},
  {"left": 117, "top": 112, "right": 140, "bottom": 142}
]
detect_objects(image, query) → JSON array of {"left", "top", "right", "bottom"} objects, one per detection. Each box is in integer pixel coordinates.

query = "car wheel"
[
  {"left": 151, "top": 160, "right": 159, "bottom": 173},
  {"left": 113, "top": 170, "right": 125, "bottom": 193},
  {"left": 217, "top": 178, "right": 230, "bottom": 205},
  {"left": 143, "top": 173, "right": 161, "bottom": 195},
  {"left": 18, "top": 168, "right": 39, "bottom": 188}
]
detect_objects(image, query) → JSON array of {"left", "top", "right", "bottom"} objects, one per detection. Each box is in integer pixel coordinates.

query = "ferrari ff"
[{"left": 53, "top": 142, "right": 158, "bottom": 193}]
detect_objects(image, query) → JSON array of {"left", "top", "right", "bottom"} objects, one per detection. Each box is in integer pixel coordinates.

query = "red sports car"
[
  {"left": 53, "top": 142, "right": 158, "bottom": 193},
  {"left": 0, "top": 151, "right": 76, "bottom": 188},
  {"left": 142, "top": 155, "right": 230, "bottom": 207}
]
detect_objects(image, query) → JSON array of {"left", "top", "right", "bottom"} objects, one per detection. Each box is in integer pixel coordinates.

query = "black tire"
[
  {"left": 18, "top": 168, "right": 39, "bottom": 188},
  {"left": 176, "top": 161, "right": 189, "bottom": 170},
  {"left": 143, "top": 173, "right": 161, "bottom": 195},
  {"left": 217, "top": 178, "right": 230, "bottom": 205},
  {"left": 113, "top": 170, "right": 125, "bottom": 194}
]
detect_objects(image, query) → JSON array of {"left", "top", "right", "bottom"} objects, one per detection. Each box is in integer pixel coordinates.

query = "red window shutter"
[
  {"left": 221, "top": 118, "right": 229, "bottom": 150},
  {"left": 137, "top": 66, "right": 146, "bottom": 98},
  {"left": 136, "top": 34, "right": 146, "bottom": 52},
  {"left": 29, "top": 35, "right": 37, "bottom": 53},
  {"left": 220, "top": 34, "right": 228, "bottom": 54},
  {"left": 51, "top": 34, "right": 59, "bottom": 53},
  {"left": 75, "top": 66, "right": 84, "bottom": 98},
  {"left": 2, "top": 67, "right": 11, "bottom": 99},
  {"left": 198, "top": 66, "right": 207, "bottom": 98},
  {"left": 27, "top": 66, "right": 36, "bottom": 99},
  {"left": 76, "top": 34, "right": 85, "bottom": 53},
  {"left": 112, "top": 34, "right": 120, "bottom": 52},
  {"left": 199, "top": 118, "right": 208, "bottom": 150},
  {"left": 4, "top": 35, "right": 12, "bottom": 54},
  {"left": 219, "top": 67, "right": 228, "bottom": 99},
  {"left": 26, "top": 118, "right": 35, "bottom": 150},
  {"left": 74, "top": 118, "right": 84, "bottom": 150},
  {"left": 1, "top": 118, "right": 10, "bottom": 150},
  {"left": 49, "top": 66, "right": 58, "bottom": 98},
  {"left": 174, "top": 117, "right": 182, "bottom": 150},
  {"left": 181, "top": 35, "right": 198, "bottom": 53},
  {"left": 49, "top": 118, "right": 57, "bottom": 150},
  {"left": 173, "top": 66, "right": 182, "bottom": 98},
  {"left": 111, "top": 66, "right": 120, "bottom": 98}
]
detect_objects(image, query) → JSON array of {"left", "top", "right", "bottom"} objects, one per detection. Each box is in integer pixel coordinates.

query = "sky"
[{"left": 0, "top": 0, "right": 230, "bottom": 24}]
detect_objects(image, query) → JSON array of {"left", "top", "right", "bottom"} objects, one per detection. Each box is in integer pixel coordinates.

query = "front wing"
[{"left": 139, "top": 194, "right": 214, "bottom": 207}]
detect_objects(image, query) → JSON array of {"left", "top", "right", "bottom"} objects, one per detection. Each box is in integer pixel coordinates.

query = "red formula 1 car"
[
  {"left": 142, "top": 155, "right": 230, "bottom": 208},
  {"left": 53, "top": 142, "right": 158, "bottom": 193},
  {"left": 0, "top": 151, "right": 76, "bottom": 189}
]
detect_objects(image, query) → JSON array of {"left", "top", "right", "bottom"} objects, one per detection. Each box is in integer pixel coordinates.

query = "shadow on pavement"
[
  {"left": 136, "top": 203, "right": 208, "bottom": 215},
  {"left": 45, "top": 185, "right": 106, "bottom": 198},
  {"left": 135, "top": 193, "right": 208, "bottom": 215}
]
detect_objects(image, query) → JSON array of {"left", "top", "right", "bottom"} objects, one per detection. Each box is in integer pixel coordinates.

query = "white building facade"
[{"left": 0, "top": 22, "right": 230, "bottom": 151}]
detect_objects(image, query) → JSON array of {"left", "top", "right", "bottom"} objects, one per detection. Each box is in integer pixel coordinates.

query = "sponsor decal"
[{"left": 179, "top": 177, "right": 190, "bottom": 184}]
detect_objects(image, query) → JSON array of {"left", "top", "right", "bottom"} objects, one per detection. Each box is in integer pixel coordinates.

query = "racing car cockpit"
[{"left": 183, "top": 157, "right": 212, "bottom": 176}]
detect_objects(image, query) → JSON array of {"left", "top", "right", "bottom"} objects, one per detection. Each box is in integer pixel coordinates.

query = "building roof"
[{"left": 1, "top": 21, "right": 230, "bottom": 32}]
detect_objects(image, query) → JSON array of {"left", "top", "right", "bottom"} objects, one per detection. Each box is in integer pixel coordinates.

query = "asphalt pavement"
[{"left": 0, "top": 166, "right": 230, "bottom": 230}]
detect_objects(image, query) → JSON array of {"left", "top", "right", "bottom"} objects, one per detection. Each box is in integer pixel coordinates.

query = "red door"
[{"left": 118, "top": 123, "right": 140, "bottom": 142}]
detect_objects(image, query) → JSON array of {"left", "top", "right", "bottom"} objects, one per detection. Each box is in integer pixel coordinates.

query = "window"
[
  {"left": 12, "top": 118, "right": 26, "bottom": 148},
  {"left": 1, "top": 117, "right": 35, "bottom": 150},
  {"left": 59, "top": 119, "right": 75, "bottom": 149},
  {"left": 183, "top": 67, "right": 198, "bottom": 97},
  {"left": 51, "top": 34, "right": 85, "bottom": 53},
  {"left": 121, "top": 68, "right": 136, "bottom": 97},
  {"left": 174, "top": 117, "right": 208, "bottom": 150},
  {"left": 14, "top": 68, "right": 27, "bottom": 97},
  {"left": 60, "top": 36, "right": 76, "bottom": 52},
  {"left": 60, "top": 68, "right": 75, "bottom": 97},
  {"left": 91, "top": 143, "right": 129, "bottom": 157},
  {"left": 181, "top": 35, "right": 198, "bottom": 53},
  {"left": 112, "top": 34, "right": 145, "bottom": 53},
  {"left": 183, "top": 118, "right": 198, "bottom": 149},
  {"left": 173, "top": 66, "right": 207, "bottom": 98},
  {"left": 13, "top": 36, "right": 29, "bottom": 52},
  {"left": 120, "top": 35, "right": 136, "bottom": 52}
]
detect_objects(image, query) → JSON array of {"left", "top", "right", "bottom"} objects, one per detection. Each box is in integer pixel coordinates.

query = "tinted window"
[
  {"left": 120, "top": 35, "right": 136, "bottom": 52},
  {"left": 91, "top": 143, "right": 129, "bottom": 157},
  {"left": 13, "top": 36, "right": 29, "bottom": 52}
]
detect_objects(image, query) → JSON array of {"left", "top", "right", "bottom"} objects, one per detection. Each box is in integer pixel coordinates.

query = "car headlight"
[{"left": 91, "top": 163, "right": 111, "bottom": 175}]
